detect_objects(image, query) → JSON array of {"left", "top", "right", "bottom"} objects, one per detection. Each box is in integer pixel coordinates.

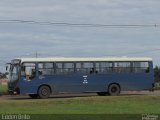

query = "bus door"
[
  {"left": 76, "top": 62, "right": 100, "bottom": 92},
  {"left": 81, "top": 62, "right": 113, "bottom": 92},
  {"left": 81, "top": 67, "right": 103, "bottom": 92},
  {"left": 19, "top": 63, "right": 38, "bottom": 94}
]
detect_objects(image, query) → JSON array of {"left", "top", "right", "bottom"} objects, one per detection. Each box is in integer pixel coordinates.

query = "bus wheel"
[
  {"left": 97, "top": 92, "right": 107, "bottom": 96},
  {"left": 29, "top": 94, "right": 38, "bottom": 99},
  {"left": 108, "top": 84, "right": 120, "bottom": 96},
  {"left": 38, "top": 86, "right": 51, "bottom": 99}
]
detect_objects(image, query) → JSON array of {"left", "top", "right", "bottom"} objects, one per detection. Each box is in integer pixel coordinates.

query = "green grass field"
[
  {"left": 0, "top": 84, "right": 160, "bottom": 119},
  {"left": 0, "top": 84, "right": 160, "bottom": 114},
  {"left": 0, "top": 95, "right": 160, "bottom": 120},
  {"left": 0, "top": 95, "right": 160, "bottom": 114},
  {"left": 0, "top": 84, "right": 7, "bottom": 95}
]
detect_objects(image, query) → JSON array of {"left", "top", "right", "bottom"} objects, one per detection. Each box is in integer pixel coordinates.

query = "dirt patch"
[{"left": 0, "top": 91, "right": 160, "bottom": 100}]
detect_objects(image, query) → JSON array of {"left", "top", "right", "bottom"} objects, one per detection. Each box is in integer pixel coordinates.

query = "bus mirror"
[
  {"left": 6, "top": 66, "right": 8, "bottom": 71},
  {"left": 6, "top": 63, "right": 11, "bottom": 71}
]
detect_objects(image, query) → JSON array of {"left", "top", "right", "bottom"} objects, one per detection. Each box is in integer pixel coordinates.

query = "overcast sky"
[{"left": 0, "top": 0, "right": 160, "bottom": 71}]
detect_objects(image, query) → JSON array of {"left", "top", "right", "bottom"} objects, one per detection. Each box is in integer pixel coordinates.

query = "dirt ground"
[{"left": 0, "top": 91, "right": 160, "bottom": 100}]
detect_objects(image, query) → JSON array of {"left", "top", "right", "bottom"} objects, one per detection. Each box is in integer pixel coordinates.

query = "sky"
[{"left": 0, "top": 0, "right": 160, "bottom": 72}]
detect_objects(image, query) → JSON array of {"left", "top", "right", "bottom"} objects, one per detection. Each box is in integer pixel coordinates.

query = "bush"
[{"left": 154, "top": 82, "right": 160, "bottom": 90}]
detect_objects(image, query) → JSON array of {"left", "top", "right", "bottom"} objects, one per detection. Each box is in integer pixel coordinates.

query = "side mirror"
[
  {"left": 6, "top": 66, "right": 8, "bottom": 71},
  {"left": 6, "top": 63, "right": 11, "bottom": 71}
]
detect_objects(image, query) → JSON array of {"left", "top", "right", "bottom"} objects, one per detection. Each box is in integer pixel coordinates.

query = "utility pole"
[{"left": 35, "top": 51, "right": 38, "bottom": 58}]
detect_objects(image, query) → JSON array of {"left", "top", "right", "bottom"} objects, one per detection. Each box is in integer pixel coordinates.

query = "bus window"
[
  {"left": 38, "top": 63, "right": 54, "bottom": 75},
  {"left": 95, "top": 62, "right": 113, "bottom": 74},
  {"left": 114, "top": 62, "right": 131, "bottom": 73},
  {"left": 21, "top": 63, "right": 36, "bottom": 80},
  {"left": 56, "top": 63, "right": 63, "bottom": 74},
  {"left": 56, "top": 62, "right": 74, "bottom": 74},
  {"left": 76, "top": 62, "right": 93, "bottom": 74},
  {"left": 75, "top": 63, "right": 83, "bottom": 73},
  {"left": 133, "top": 62, "right": 149, "bottom": 73},
  {"left": 101, "top": 62, "right": 113, "bottom": 74},
  {"left": 63, "top": 63, "right": 74, "bottom": 74}
]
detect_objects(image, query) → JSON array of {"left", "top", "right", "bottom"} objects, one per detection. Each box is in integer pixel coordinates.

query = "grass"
[
  {"left": 0, "top": 95, "right": 160, "bottom": 120},
  {"left": 0, "top": 83, "right": 160, "bottom": 119},
  {"left": 0, "top": 84, "right": 8, "bottom": 95},
  {"left": 0, "top": 95, "right": 160, "bottom": 114}
]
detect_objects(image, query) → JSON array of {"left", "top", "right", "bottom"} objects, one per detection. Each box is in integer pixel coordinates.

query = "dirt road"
[{"left": 0, "top": 91, "right": 160, "bottom": 100}]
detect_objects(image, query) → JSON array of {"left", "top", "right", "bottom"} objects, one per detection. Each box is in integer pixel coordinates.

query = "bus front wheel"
[
  {"left": 108, "top": 84, "right": 120, "bottom": 96},
  {"left": 38, "top": 85, "right": 51, "bottom": 99}
]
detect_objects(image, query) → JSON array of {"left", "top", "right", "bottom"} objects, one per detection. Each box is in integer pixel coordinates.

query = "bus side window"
[
  {"left": 75, "top": 63, "right": 82, "bottom": 73},
  {"left": 133, "top": 62, "right": 149, "bottom": 73},
  {"left": 38, "top": 62, "right": 54, "bottom": 75},
  {"left": 114, "top": 62, "right": 131, "bottom": 73},
  {"left": 95, "top": 62, "right": 113, "bottom": 74},
  {"left": 21, "top": 63, "right": 36, "bottom": 80},
  {"left": 75, "top": 62, "right": 94, "bottom": 74},
  {"left": 83, "top": 62, "right": 93, "bottom": 74}
]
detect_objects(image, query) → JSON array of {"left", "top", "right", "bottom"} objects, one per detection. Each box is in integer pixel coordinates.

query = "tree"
[
  {"left": 0, "top": 72, "right": 6, "bottom": 79},
  {"left": 154, "top": 66, "right": 160, "bottom": 82}
]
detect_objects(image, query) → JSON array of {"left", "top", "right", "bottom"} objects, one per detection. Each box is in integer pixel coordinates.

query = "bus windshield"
[
  {"left": 8, "top": 59, "right": 21, "bottom": 82},
  {"left": 9, "top": 64, "right": 19, "bottom": 82}
]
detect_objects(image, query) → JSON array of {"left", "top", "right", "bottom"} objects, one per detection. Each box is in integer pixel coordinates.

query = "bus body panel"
[{"left": 19, "top": 70, "right": 154, "bottom": 94}]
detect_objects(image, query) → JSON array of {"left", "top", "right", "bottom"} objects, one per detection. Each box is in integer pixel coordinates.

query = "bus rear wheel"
[
  {"left": 38, "top": 86, "right": 51, "bottom": 99},
  {"left": 108, "top": 84, "right": 120, "bottom": 96}
]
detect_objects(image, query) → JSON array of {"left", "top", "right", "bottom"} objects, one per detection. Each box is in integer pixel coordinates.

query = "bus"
[{"left": 6, "top": 57, "right": 154, "bottom": 98}]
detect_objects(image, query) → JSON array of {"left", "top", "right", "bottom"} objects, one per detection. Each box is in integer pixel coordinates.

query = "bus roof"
[{"left": 16, "top": 57, "right": 153, "bottom": 63}]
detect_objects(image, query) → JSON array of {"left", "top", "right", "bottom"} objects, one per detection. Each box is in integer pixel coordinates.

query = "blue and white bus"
[{"left": 6, "top": 57, "right": 154, "bottom": 98}]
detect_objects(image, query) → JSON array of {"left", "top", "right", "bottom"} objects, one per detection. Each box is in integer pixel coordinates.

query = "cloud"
[
  {"left": 0, "top": 0, "right": 160, "bottom": 23},
  {"left": 0, "top": 0, "right": 160, "bottom": 71}
]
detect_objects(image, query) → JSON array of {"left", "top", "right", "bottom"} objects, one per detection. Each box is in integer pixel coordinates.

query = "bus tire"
[
  {"left": 97, "top": 92, "right": 107, "bottom": 96},
  {"left": 38, "top": 85, "right": 51, "bottom": 99},
  {"left": 108, "top": 84, "right": 120, "bottom": 96},
  {"left": 29, "top": 94, "right": 38, "bottom": 99}
]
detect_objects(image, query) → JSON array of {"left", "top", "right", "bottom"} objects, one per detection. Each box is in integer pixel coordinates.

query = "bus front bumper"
[{"left": 8, "top": 88, "right": 20, "bottom": 95}]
